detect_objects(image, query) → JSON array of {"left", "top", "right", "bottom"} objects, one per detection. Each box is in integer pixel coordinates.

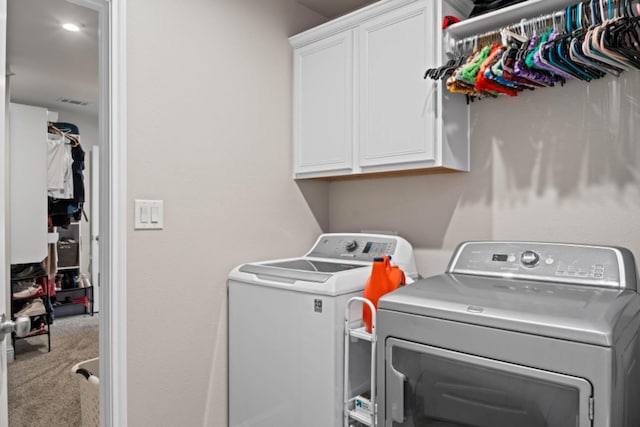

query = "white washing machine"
[{"left": 228, "top": 233, "right": 416, "bottom": 427}]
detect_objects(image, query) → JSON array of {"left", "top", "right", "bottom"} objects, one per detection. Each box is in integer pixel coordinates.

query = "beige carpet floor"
[{"left": 8, "top": 314, "right": 99, "bottom": 427}]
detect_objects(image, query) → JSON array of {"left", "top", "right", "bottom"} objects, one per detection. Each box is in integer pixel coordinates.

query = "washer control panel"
[
  {"left": 307, "top": 234, "right": 397, "bottom": 262},
  {"left": 449, "top": 241, "right": 636, "bottom": 289}
]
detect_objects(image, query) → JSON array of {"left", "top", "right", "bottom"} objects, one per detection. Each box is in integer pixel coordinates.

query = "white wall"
[
  {"left": 56, "top": 110, "right": 98, "bottom": 277},
  {"left": 330, "top": 72, "right": 640, "bottom": 277},
  {"left": 124, "top": 4, "right": 640, "bottom": 426},
  {"left": 126, "top": 1, "right": 326, "bottom": 426}
]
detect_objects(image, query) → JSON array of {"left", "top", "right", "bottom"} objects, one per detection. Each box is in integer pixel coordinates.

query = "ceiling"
[
  {"left": 5, "top": 0, "right": 375, "bottom": 118},
  {"left": 296, "top": 0, "right": 378, "bottom": 18},
  {"left": 7, "top": 0, "right": 99, "bottom": 116}
]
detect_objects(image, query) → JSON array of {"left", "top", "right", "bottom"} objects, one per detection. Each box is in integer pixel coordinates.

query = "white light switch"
[
  {"left": 140, "top": 206, "right": 150, "bottom": 223},
  {"left": 150, "top": 207, "right": 160, "bottom": 223},
  {"left": 134, "top": 199, "right": 164, "bottom": 230}
]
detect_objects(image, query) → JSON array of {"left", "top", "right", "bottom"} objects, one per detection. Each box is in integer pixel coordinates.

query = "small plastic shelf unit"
[
  {"left": 11, "top": 277, "right": 52, "bottom": 356},
  {"left": 344, "top": 297, "right": 377, "bottom": 427},
  {"left": 54, "top": 221, "right": 93, "bottom": 318},
  {"left": 54, "top": 286, "right": 94, "bottom": 318}
]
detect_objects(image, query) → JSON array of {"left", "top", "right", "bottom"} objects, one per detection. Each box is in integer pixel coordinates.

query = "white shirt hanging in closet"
[{"left": 47, "top": 133, "right": 74, "bottom": 199}]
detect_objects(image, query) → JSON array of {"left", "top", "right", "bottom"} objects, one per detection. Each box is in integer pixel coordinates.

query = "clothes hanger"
[
  {"left": 537, "top": 10, "right": 567, "bottom": 80},
  {"left": 554, "top": 8, "right": 600, "bottom": 78},
  {"left": 568, "top": 5, "right": 608, "bottom": 79},
  {"left": 593, "top": 5, "right": 635, "bottom": 68},
  {"left": 502, "top": 26, "right": 528, "bottom": 45},
  {"left": 475, "top": 44, "right": 520, "bottom": 96},
  {"left": 519, "top": 31, "right": 567, "bottom": 84},
  {"left": 500, "top": 25, "right": 550, "bottom": 87},
  {"left": 48, "top": 123, "right": 80, "bottom": 147},
  {"left": 438, "top": 0, "right": 638, "bottom": 99},
  {"left": 602, "top": 1, "right": 640, "bottom": 68},
  {"left": 523, "top": 19, "right": 559, "bottom": 88},
  {"left": 591, "top": 0, "right": 640, "bottom": 70},
  {"left": 460, "top": 43, "right": 492, "bottom": 84},
  {"left": 502, "top": 48, "right": 547, "bottom": 87},
  {"left": 580, "top": 0, "right": 633, "bottom": 71},
  {"left": 541, "top": 5, "right": 593, "bottom": 80},
  {"left": 569, "top": 1, "right": 619, "bottom": 76}
]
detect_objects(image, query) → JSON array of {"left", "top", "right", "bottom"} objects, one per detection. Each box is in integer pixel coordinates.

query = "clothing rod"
[{"left": 453, "top": 10, "right": 566, "bottom": 51}]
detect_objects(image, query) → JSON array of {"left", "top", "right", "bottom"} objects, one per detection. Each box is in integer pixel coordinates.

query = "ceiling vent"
[{"left": 57, "top": 97, "right": 89, "bottom": 107}]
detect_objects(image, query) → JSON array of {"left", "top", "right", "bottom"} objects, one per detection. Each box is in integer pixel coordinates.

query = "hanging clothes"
[
  {"left": 47, "top": 121, "right": 86, "bottom": 226},
  {"left": 71, "top": 144, "right": 85, "bottom": 205},
  {"left": 47, "top": 133, "right": 74, "bottom": 199},
  {"left": 52, "top": 122, "right": 84, "bottom": 205},
  {"left": 425, "top": 0, "right": 640, "bottom": 101}
]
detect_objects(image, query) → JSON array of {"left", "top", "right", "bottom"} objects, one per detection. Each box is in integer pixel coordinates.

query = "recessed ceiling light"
[{"left": 62, "top": 23, "right": 81, "bottom": 32}]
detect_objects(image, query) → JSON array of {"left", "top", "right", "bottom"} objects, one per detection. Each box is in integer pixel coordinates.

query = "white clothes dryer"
[{"left": 376, "top": 241, "right": 640, "bottom": 427}]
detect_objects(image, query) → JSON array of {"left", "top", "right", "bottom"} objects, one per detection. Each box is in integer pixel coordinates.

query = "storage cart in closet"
[
  {"left": 55, "top": 221, "right": 94, "bottom": 317},
  {"left": 344, "top": 297, "right": 377, "bottom": 427},
  {"left": 11, "top": 276, "right": 52, "bottom": 355}
]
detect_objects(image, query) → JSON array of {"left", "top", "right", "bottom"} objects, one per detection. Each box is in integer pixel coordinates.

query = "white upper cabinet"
[
  {"left": 358, "top": 2, "right": 435, "bottom": 169},
  {"left": 290, "top": 0, "right": 470, "bottom": 179},
  {"left": 293, "top": 31, "right": 354, "bottom": 176}
]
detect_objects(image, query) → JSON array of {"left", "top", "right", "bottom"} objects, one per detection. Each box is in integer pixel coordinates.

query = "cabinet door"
[
  {"left": 293, "top": 31, "right": 354, "bottom": 177},
  {"left": 358, "top": 1, "right": 436, "bottom": 169}
]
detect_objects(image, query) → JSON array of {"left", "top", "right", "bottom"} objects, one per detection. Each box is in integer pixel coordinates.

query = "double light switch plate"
[{"left": 134, "top": 199, "right": 164, "bottom": 230}]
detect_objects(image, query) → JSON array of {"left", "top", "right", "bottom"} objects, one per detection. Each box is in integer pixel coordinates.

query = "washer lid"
[
  {"left": 233, "top": 258, "right": 371, "bottom": 295},
  {"left": 239, "top": 259, "right": 365, "bottom": 282},
  {"left": 260, "top": 259, "right": 365, "bottom": 273},
  {"left": 379, "top": 273, "right": 640, "bottom": 346}
]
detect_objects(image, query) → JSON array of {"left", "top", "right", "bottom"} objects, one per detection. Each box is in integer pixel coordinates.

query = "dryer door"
[{"left": 384, "top": 338, "right": 593, "bottom": 427}]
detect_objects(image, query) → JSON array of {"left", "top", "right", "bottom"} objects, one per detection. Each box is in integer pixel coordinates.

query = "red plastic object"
[
  {"left": 362, "top": 256, "right": 406, "bottom": 333},
  {"left": 442, "top": 15, "right": 461, "bottom": 30}
]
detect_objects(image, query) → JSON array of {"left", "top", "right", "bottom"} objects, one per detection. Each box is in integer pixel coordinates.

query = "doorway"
[
  {"left": 7, "top": 1, "right": 99, "bottom": 425},
  {"left": 1, "top": 0, "right": 126, "bottom": 425}
]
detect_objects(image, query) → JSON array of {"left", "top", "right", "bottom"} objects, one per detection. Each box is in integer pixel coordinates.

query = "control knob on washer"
[
  {"left": 345, "top": 240, "right": 358, "bottom": 252},
  {"left": 521, "top": 250, "right": 540, "bottom": 267}
]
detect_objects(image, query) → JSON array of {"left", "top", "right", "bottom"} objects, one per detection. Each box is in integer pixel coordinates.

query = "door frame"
[
  {"left": 1, "top": 0, "right": 9, "bottom": 425},
  {"left": 0, "top": 0, "right": 126, "bottom": 423},
  {"left": 91, "top": 146, "right": 99, "bottom": 312},
  {"left": 65, "top": 0, "right": 128, "bottom": 426}
]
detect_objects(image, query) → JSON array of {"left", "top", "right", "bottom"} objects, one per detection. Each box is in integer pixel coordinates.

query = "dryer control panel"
[{"left": 448, "top": 241, "right": 638, "bottom": 290}]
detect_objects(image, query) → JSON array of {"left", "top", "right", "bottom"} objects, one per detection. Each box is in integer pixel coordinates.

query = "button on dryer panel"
[{"left": 520, "top": 250, "right": 540, "bottom": 268}]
